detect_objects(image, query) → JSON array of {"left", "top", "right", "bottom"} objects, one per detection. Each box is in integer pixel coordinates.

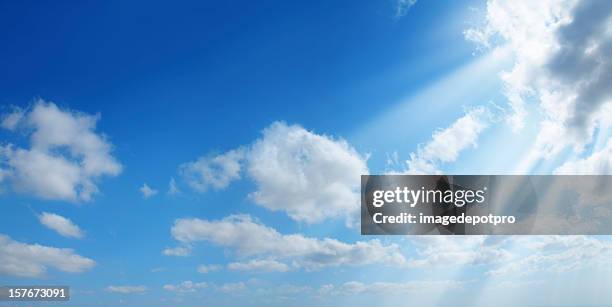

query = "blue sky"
[{"left": 2, "top": 0, "right": 612, "bottom": 306}]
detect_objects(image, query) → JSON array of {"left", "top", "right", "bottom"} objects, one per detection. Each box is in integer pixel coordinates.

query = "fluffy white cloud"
[
  {"left": 402, "top": 107, "right": 491, "bottom": 174},
  {"left": 139, "top": 183, "right": 158, "bottom": 199},
  {"left": 180, "top": 148, "right": 245, "bottom": 191},
  {"left": 0, "top": 101, "right": 121, "bottom": 201},
  {"left": 171, "top": 215, "right": 406, "bottom": 271},
  {"left": 247, "top": 122, "right": 368, "bottom": 224},
  {"left": 0, "top": 234, "right": 95, "bottom": 278},
  {"left": 197, "top": 264, "right": 221, "bottom": 273},
  {"left": 38, "top": 212, "right": 85, "bottom": 239},
  {"left": 163, "top": 281, "right": 207, "bottom": 293},
  {"left": 162, "top": 246, "right": 191, "bottom": 257},
  {"left": 466, "top": 0, "right": 612, "bottom": 156},
  {"left": 555, "top": 140, "right": 612, "bottom": 174},
  {"left": 178, "top": 122, "right": 368, "bottom": 224},
  {"left": 106, "top": 286, "right": 147, "bottom": 294},
  {"left": 228, "top": 259, "right": 291, "bottom": 273}
]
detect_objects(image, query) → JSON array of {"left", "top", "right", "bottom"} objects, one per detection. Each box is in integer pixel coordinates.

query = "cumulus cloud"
[
  {"left": 247, "top": 122, "right": 368, "bottom": 224},
  {"left": 0, "top": 101, "right": 121, "bottom": 201},
  {"left": 554, "top": 140, "right": 612, "bottom": 174},
  {"left": 106, "top": 286, "right": 147, "bottom": 294},
  {"left": 197, "top": 264, "right": 221, "bottom": 273},
  {"left": 179, "top": 148, "right": 245, "bottom": 191},
  {"left": 178, "top": 122, "right": 368, "bottom": 224},
  {"left": 402, "top": 107, "right": 491, "bottom": 174},
  {"left": 228, "top": 259, "right": 291, "bottom": 273},
  {"left": 0, "top": 234, "right": 95, "bottom": 278},
  {"left": 38, "top": 212, "right": 85, "bottom": 239},
  {"left": 170, "top": 214, "right": 406, "bottom": 271},
  {"left": 466, "top": 0, "right": 612, "bottom": 156},
  {"left": 139, "top": 183, "right": 158, "bottom": 199},
  {"left": 162, "top": 246, "right": 191, "bottom": 257},
  {"left": 163, "top": 281, "right": 207, "bottom": 293}
]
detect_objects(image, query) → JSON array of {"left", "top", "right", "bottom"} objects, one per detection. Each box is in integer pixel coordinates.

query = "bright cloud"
[
  {"left": 38, "top": 212, "right": 85, "bottom": 239},
  {"left": 139, "top": 183, "right": 158, "bottom": 199},
  {"left": 228, "top": 259, "right": 291, "bottom": 273},
  {"left": 247, "top": 122, "right": 368, "bottom": 224},
  {"left": 0, "top": 101, "right": 121, "bottom": 201},
  {"left": 178, "top": 122, "right": 368, "bottom": 224},
  {"left": 106, "top": 285, "right": 147, "bottom": 294},
  {"left": 406, "top": 236, "right": 511, "bottom": 268},
  {"left": 197, "top": 264, "right": 221, "bottom": 273},
  {"left": 163, "top": 281, "right": 207, "bottom": 293},
  {"left": 170, "top": 214, "right": 406, "bottom": 271},
  {"left": 488, "top": 236, "right": 612, "bottom": 276},
  {"left": 162, "top": 246, "right": 191, "bottom": 257},
  {"left": 466, "top": 0, "right": 612, "bottom": 157},
  {"left": 554, "top": 140, "right": 612, "bottom": 174},
  {"left": 321, "top": 279, "right": 466, "bottom": 296},
  {"left": 0, "top": 234, "right": 95, "bottom": 278},
  {"left": 403, "top": 107, "right": 491, "bottom": 174},
  {"left": 179, "top": 148, "right": 245, "bottom": 191}
]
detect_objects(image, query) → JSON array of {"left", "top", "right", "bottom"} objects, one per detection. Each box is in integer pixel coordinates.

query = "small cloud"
[
  {"left": 139, "top": 183, "right": 158, "bottom": 199},
  {"left": 167, "top": 177, "right": 180, "bottom": 195},
  {"left": 395, "top": 0, "right": 417, "bottom": 18},
  {"left": 197, "top": 264, "right": 221, "bottom": 274},
  {"left": 163, "top": 281, "right": 207, "bottom": 293},
  {"left": 38, "top": 212, "right": 85, "bottom": 239},
  {"left": 150, "top": 267, "right": 166, "bottom": 273},
  {"left": 227, "top": 259, "right": 290, "bottom": 273},
  {"left": 106, "top": 286, "right": 147, "bottom": 294},
  {"left": 162, "top": 246, "right": 191, "bottom": 257}
]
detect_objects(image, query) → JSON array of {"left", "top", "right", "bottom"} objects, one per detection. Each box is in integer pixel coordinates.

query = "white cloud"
[
  {"left": 247, "top": 122, "right": 368, "bottom": 224},
  {"left": 216, "top": 282, "right": 246, "bottom": 294},
  {"left": 162, "top": 246, "right": 191, "bottom": 257},
  {"left": 554, "top": 140, "right": 612, "bottom": 174},
  {"left": 139, "top": 183, "right": 158, "bottom": 199},
  {"left": 0, "top": 101, "right": 121, "bottom": 201},
  {"left": 228, "top": 259, "right": 291, "bottom": 273},
  {"left": 466, "top": 0, "right": 612, "bottom": 156},
  {"left": 0, "top": 234, "right": 95, "bottom": 278},
  {"left": 163, "top": 281, "right": 207, "bottom": 293},
  {"left": 171, "top": 214, "right": 406, "bottom": 271},
  {"left": 178, "top": 122, "right": 368, "bottom": 225},
  {"left": 402, "top": 107, "right": 491, "bottom": 174},
  {"left": 487, "top": 236, "right": 612, "bottom": 276},
  {"left": 197, "top": 264, "right": 221, "bottom": 273},
  {"left": 167, "top": 177, "right": 180, "bottom": 195},
  {"left": 395, "top": 0, "right": 417, "bottom": 17},
  {"left": 406, "top": 236, "right": 511, "bottom": 268},
  {"left": 106, "top": 286, "right": 147, "bottom": 294},
  {"left": 320, "top": 280, "right": 465, "bottom": 296},
  {"left": 38, "top": 212, "right": 85, "bottom": 239},
  {"left": 1, "top": 107, "right": 24, "bottom": 130},
  {"left": 179, "top": 148, "right": 245, "bottom": 191}
]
